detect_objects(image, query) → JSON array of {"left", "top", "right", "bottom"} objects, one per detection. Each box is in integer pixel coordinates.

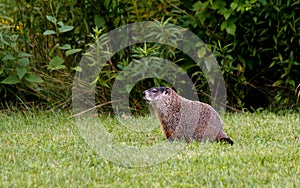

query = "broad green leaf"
[
  {"left": 66, "top": 49, "right": 82, "bottom": 57},
  {"left": 218, "top": 7, "right": 228, "bottom": 16},
  {"left": 192, "top": 1, "right": 203, "bottom": 11},
  {"left": 57, "top": 21, "right": 64, "bottom": 27},
  {"left": 259, "top": 0, "right": 267, "bottom": 5},
  {"left": 230, "top": 2, "right": 238, "bottom": 10},
  {"left": 1, "top": 75, "right": 21, "bottom": 84},
  {"left": 18, "top": 58, "right": 30, "bottom": 67},
  {"left": 48, "top": 56, "right": 66, "bottom": 70},
  {"left": 58, "top": 26, "right": 74, "bottom": 33},
  {"left": 221, "top": 21, "right": 227, "bottom": 31},
  {"left": 94, "top": 15, "right": 106, "bottom": 28},
  {"left": 221, "top": 20, "right": 236, "bottom": 36},
  {"left": 219, "top": 8, "right": 231, "bottom": 20},
  {"left": 2, "top": 54, "right": 15, "bottom": 61},
  {"left": 211, "top": 0, "right": 226, "bottom": 10},
  {"left": 49, "top": 56, "right": 64, "bottom": 65},
  {"left": 226, "top": 24, "right": 236, "bottom": 36},
  {"left": 24, "top": 73, "right": 44, "bottom": 83},
  {"left": 43, "top": 30, "right": 56, "bottom": 35},
  {"left": 16, "top": 66, "right": 27, "bottom": 79},
  {"left": 18, "top": 52, "right": 33, "bottom": 58},
  {"left": 46, "top": 15, "right": 56, "bottom": 24},
  {"left": 59, "top": 44, "right": 71, "bottom": 50}
]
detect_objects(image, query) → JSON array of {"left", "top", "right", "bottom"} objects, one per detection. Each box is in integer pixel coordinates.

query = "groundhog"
[{"left": 143, "top": 86, "right": 234, "bottom": 145}]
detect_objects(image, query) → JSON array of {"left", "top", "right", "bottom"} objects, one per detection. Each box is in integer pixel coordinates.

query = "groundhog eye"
[{"left": 152, "top": 90, "right": 158, "bottom": 93}]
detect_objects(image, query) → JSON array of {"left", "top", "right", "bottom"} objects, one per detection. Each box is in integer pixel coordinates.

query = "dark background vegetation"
[{"left": 0, "top": 0, "right": 299, "bottom": 112}]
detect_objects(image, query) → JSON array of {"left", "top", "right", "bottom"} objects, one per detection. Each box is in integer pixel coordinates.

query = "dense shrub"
[
  {"left": 0, "top": 0, "right": 299, "bottom": 112},
  {"left": 190, "top": 0, "right": 300, "bottom": 111}
]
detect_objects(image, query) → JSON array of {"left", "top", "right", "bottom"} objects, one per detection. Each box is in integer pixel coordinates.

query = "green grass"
[{"left": 0, "top": 111, "right": 299, "bottom": 187}]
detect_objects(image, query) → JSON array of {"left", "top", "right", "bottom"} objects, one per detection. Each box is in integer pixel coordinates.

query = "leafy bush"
[
  {"left": 0, "top": 0, "right": 88, "bottom": 109},
  {"left": 0, "top": 0, "right": 299, "bottom": 112},
  {"left": 191, "top": 0, "right": 300, "bottom": 111}
]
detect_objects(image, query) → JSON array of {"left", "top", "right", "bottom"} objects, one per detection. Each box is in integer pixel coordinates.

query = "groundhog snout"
[
  {"left": 142, "top": 91, "right": 148, "bottom": 99},
  {"left": 143, "top": 90, "right": 151, "bottom": 103}
]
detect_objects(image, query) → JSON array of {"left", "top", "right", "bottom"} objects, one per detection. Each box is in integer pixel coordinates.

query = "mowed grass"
[{"left": 0, "top": 111, "right": 299, "bottom": 187}]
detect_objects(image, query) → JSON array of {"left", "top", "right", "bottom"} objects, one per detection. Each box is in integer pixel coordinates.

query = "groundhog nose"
[{"left": 142, "top": 91, "right": 146, "bottom": 96}]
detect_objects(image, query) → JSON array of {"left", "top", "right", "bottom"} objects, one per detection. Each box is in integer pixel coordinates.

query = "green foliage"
[
  {"left": 1, "top": 51, "right": 43, "bottom": 85},
  {"left": 43, "top": 15, "right": 82, "bottom": 71},
  {"left": 85, "top": 19, "right": 185, "bottom": 113},
  {"left": 0, "top": 0, "right": 299, "bottom": 111},
  {"left": 0, "top": 0, "right": 88, "bottom": 108},
  {"left": 191, "top": 0, "right": 300, "bottom": 111}
]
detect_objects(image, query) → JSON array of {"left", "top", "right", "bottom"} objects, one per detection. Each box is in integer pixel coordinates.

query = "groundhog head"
[{"left": 143, "top": 87, "right": 172, "bottom": 105}]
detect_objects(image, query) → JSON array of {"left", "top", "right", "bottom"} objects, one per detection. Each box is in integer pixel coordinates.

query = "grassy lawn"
[{"left": 0, "top": 111, "right": 299, "bottom": 187}]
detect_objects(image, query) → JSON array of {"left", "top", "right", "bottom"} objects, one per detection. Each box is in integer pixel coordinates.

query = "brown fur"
[{"left": 143, "top": 87, "right": 234, "bottom": 145}]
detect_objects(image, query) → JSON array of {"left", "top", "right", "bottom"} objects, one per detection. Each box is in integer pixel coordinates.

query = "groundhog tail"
[{"left": 219, "top": 137, "right": 234, "bottom": 145}]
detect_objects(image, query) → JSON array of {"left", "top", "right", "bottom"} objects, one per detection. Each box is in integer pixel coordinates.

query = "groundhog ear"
[{"left": 164, "top": 88, "right": 171, "bottom": 95}]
